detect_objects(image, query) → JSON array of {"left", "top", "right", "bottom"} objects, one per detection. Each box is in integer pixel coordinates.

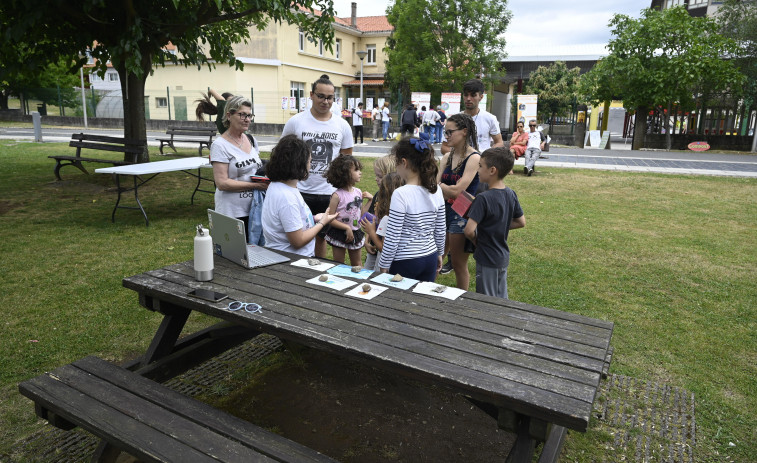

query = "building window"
[
  {"left": 336, "top": 39, "right": 341, "bottom": 60},
  {"left": 156, "top": 97, "right": 167, "bottom": 108},
  {"left": 319, "top": 39, "right": 324, "bottom": 56},
  {"left": 299, "top": 29, "right": 305, "bottom": 52},
  {"left": 90, "top": 73, "right": 101, "bottom": 82},
  {"left": 367, "top": 44, "right": 376, "bottom": 65},
  {"left": 291, "top": 81, "right": 305, "bottom": 109},
  {"left": 108, "top": 73, "right": 119, "bottom": 82}
]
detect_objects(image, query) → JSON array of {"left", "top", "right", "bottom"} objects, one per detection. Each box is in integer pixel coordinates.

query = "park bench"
[
  {"left": 50, "top": 133, "right": 144, "bottom": 180},
  {"left": 157, "top": 126, "right": 216, "bottom": 156},
  {"left": 19, "top": 355, "right": 338, "bottom": 463}
]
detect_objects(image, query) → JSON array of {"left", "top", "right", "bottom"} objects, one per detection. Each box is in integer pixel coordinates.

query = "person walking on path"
[
  {"left": 281, "top": 74, "right": 354, "bottom": 257},
  {"left": 441, "top": 79, "right": 503, "bottom": 155},
  {"left": 524, "top": 119, "right": 546, "bottom": 176},
  {"left": 422, "top": 106, "right": 441, "bottom": 143},
  {"left": 381, "top": 101, "right": 392, "bottom": 141},
  {"left": 435, "top": 106, "right": 446, "bottom": 145},
  {"left": 400, "top": 104, "right": 418, "bottom": 138},
  {"left": 371, "top": 103, "right": 382, "bottom": 142},
  {"left": 464, "top": 147, "right": 525, "bottom": 299},
  {"left": 352, "top": 102, "right": 365, "bottom": 145}
]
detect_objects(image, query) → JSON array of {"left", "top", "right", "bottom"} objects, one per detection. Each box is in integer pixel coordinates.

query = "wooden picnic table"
[{"left": 123, "top": 254, "right": 614, "bottom": 462}]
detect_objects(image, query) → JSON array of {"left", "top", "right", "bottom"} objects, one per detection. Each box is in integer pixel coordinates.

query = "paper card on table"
[
  {"left": 345, "top": 283, "right": 389, "bottom": 300},
  {"left": 370, "top": 273, "right": 419, "bottom": 290},
  {"left": 291, "top": 259, "right": 335, "bottom": 272},
  {"left": 450, "top": 191, "right": 475, "bottom": 218},
  {"left": 305, "top": 274, "right": 357, "bottom": 291},
  {"left": 413, "top": 282, "right": 466, "bottom": 300},
  {"left": 327, "top": 264, "right": 374, "bottom": 280}
]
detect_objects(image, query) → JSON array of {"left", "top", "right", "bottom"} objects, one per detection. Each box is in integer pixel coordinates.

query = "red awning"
[{"left": 342, "top": 79, "right": 385, "bottom": 86}]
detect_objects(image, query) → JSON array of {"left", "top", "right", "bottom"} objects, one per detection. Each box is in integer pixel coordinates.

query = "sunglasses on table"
[{"left": 227, "top": 301, "right": 262, "bottom": 313}]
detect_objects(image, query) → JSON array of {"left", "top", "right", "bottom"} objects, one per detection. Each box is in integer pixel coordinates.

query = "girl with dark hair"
[
  {"left": 195, "top": 89, "right": 234, "bottom": 134},
  {"left": 281, "top": 73, "right": 354, "bottom": 258},
  {"left": 437, "top": 112, "right": 481, "bottom": 291},
  {"left": 262, "top": 135, "right": 338, "bottom": 256},
  {"left": 360, "top": 172, "right": 405, "bottom": 271},
  {"left": 324, "top": 155, "right": 368, "bottom": 265},
  {"left": 377, "top": 134, "right": 446, "bottom": 282}
]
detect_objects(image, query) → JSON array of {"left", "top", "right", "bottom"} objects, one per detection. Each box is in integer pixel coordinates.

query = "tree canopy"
[
  {"left": 523, "top": 61, "right": 580, "bottom": 133},
  {"left": 1, "top": 0, "right": 338, "bottom": 161},
  {"left": 579, "top": 6, "right": 743, "bottom": 149},
  {"left": 716, "top": 0, "right": 757, "bottom": 122},
  {"left": 385, "top": 0, "right": 511, "bottom": 103}
]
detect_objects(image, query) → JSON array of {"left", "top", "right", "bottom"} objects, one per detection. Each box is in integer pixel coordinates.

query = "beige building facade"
[{"left": 138, "top": 8, "right": 393, "bottom": 124}]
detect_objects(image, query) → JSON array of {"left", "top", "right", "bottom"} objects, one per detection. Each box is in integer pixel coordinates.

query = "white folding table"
[{"left": 96, "top": 157, "right": 213, "bottom": 226}]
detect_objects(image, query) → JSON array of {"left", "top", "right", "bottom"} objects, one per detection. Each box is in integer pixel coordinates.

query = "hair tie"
[{"left": 409, "top": 132, "right": 430, "bottom": 153}]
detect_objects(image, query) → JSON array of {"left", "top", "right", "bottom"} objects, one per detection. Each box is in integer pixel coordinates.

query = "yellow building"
[{"left": 140, "top": 8, "right": 393, "bottom": 124}]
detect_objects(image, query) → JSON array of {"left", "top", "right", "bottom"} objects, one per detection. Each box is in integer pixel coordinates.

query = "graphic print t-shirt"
[{"left": 281, "top": 110, "right": 354, "bottom": 195}]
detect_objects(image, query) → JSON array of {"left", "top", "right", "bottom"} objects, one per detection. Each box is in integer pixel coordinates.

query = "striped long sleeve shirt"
[{"left": 378, "top": 185, "right": 446, "bottom": 269}]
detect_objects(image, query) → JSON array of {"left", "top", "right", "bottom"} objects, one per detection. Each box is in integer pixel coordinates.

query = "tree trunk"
[
  {"left": 0, "top": 90, "right": 9, "bottom": 110},
  {"left": 632, "top": 105, "right": 647, "bottom": 151},
  {"left": 117, "top": 56, "right": 151, "bottom": 163}
]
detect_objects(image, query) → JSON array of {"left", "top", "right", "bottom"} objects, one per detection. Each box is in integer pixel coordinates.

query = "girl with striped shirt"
[{"left": 378, "top": 134, "right": 446, "bottom": 282}]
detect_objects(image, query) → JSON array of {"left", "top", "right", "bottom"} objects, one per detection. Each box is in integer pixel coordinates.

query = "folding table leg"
[{"left": 505, "top": 415, "right": 537, "bottom": 463}]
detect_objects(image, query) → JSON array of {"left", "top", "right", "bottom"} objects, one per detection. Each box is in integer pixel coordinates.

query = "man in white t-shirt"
[
  {"left": 524, "top": 119, "right": 547, "bottom": 177},
  {"left": 381, "top": 102, "right": 391, "bottom": 141},
  {"left": 441, "top": 79, "right": 504, "bottom": 155},
  {"left": 281, "top": 74, "right": 354, "bottom": 257},
  {"left": 352, "top": 102, "right": 364, "bottom": 145}
]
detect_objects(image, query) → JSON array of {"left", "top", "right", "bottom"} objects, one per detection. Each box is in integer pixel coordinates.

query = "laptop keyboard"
[{"left": 245, "top": 248, "right": 287, "bottom": 268}]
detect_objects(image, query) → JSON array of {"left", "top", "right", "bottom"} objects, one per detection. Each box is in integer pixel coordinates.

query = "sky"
[{"left": 330, "top": 0, "right": 653, "bottom": 57}]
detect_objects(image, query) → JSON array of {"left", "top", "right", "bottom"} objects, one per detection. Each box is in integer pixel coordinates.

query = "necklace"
[{"left": 225, "top": 132, "right": 246, "bottom": 150}]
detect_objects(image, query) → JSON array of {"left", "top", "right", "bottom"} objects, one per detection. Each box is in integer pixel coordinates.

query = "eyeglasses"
[
  {"left": 314, "top": 93, "right": 335, "bottom": 102},
  {"left": 517, "top": 125, "right": 524, "bottom": 128},
  {"left": 444, "top": 128, "right": 463, "bottom": 137},
  {"left": 529, "top": 124, "right": 536, "bottom": 127},
  {"left": 227, "top": 301, "right": 262, "bottom": 313},
  {"left": 236, "top": 112, "right": 252, "bottom": 121}
]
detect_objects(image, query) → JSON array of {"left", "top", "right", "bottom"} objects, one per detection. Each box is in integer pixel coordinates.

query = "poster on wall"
[
  {"left": 366, "top": 98, "right": 374, "bottom": 112},
  {"left": 281, "top": 97, "right": 289, "bottom": 110},
  {"left": 516, "top": 94, "right": 538, "bottom": 125},
  {"left": 289, "top": 97, "right": 297, "bottom": 110},
  {"left": 411, "top": 92, "right": 431, "bottom": 111},
  {"left": 441, "top": 93, "right": 461, "bottom": 117},
  {"left": 348, "top": 98, "right": 355, "bottom": 111},
  {"left": 300, "top": 97, "right": 307, "bottom": 112},
  {"left": 378, "top": 98, "right": 385, "bottom": 109}
]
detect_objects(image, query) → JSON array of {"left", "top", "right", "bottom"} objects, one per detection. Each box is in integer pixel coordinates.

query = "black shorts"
[{"left": 301, "top": 193, "right": 332, "bottom": 238}]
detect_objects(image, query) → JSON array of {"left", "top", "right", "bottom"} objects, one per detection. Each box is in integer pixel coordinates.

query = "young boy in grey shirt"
[{"left": 464, "top": 147, "right": 526, "bottom": 299}]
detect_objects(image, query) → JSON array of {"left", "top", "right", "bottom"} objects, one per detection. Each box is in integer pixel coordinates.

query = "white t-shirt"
[
  {"left": 382, "top": 107, "right": 391, "bottom": 122},
  {"left": 282, "top": 110, "right": 354, "bottom": 195},
  {"left": 373, "top": 215, "right": 389, "bottom": 271},
  {"left": 352, "top": 108, "right": 363, "bottom": 126},
  {"left": 377, "top": 185, "right": 446, "bottom": 270},
  {"left": 527, "top": 130, "right": 543, "bottom": 149},
  {"left": 372, "top": 107, "right": 381, "bottom": 121},
  {"left": 209, "top": 136, "right": 261, "bottom": 218},
  {"left": 442, "top": 109, "right": 501, "bottom": 152},
  {"left": 261, "top": 182, "right": 316, "bottom": 256},
  {"left": 422, "top": 110, "right": 440, "bottom": 126}
]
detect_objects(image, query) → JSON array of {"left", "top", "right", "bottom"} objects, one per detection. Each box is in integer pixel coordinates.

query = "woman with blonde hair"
[{"left": 209, "top": 95, "right": 266, "bottom": 235}]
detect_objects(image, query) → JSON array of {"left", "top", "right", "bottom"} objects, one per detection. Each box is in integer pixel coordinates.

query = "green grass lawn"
[{"left": 0, "top": 140, "right": 754, "bottom": 462}]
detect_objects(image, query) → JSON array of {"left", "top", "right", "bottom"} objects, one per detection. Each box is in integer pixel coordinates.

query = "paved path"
[{"left": 2, "top": 126, "right": 755, "bottom": 178}]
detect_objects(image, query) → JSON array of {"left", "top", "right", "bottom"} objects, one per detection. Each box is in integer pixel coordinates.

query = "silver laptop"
[{"left": 207, "top": 209, "right": 290, "bottom": 269}]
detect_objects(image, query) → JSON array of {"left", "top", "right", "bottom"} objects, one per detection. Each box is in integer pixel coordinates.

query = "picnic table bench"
[
  {"left": 18, "top": 355, "right": 337, "bottom": 463},
  {"left": 50, "top": 133, "right": 144, "bottom": 180},
  {"left": 116, "top": 255, "right": 613, "bottom": 462},
  {"left": 157, "top": 126, "right": 216, "bottom": 156}
]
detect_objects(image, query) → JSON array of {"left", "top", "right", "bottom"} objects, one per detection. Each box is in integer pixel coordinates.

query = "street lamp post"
[{"left": 356, "top": 50, "right": 367, "bottom": 110}]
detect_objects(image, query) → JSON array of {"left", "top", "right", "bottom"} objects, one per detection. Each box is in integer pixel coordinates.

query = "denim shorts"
[{"left": 445, "top": 203, "right": 467, "bottom": 234}]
